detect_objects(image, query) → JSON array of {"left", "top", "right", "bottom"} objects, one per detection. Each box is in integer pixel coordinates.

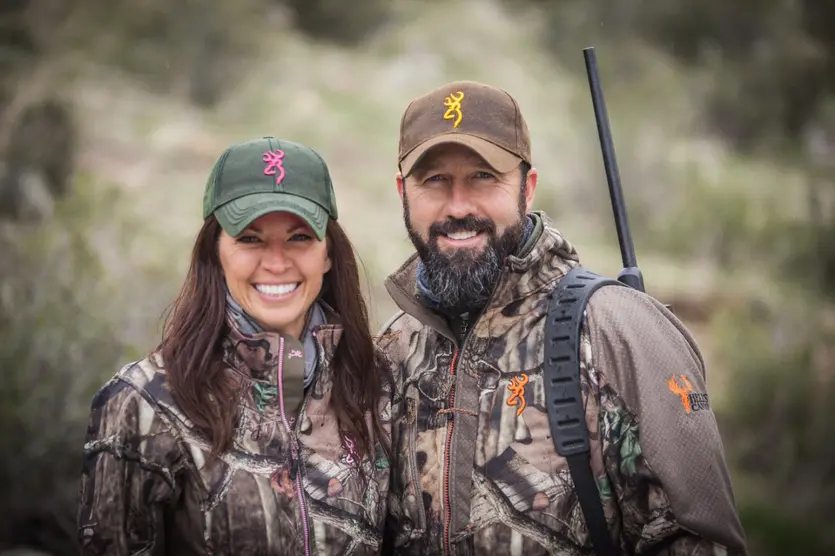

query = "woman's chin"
[{"left": 254, "top": 311, "right": 305, "bottom": 338}]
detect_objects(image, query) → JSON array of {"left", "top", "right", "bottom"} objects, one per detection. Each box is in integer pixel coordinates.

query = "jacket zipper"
[
  {"left": 276, "top": 336, "right": 311, "bottom": 556},
  {"left": 441, "top": 282, "right": 503, "bottom": 555},
  {"left": 442, "top": 349, "right": 459, "bottom": 555}
]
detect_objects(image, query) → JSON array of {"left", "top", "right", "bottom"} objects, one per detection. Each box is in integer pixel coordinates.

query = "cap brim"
[
  {"left": 400, "top": 134, "right": 524, "bottom": 178},
  {"left": 214, "top": 192, "right": 329, "bottom": 240}
]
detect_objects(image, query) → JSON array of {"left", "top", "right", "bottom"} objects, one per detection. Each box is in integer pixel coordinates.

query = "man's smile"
[{"left": 437, "top": 230, "right": 487, "bottom": 249}]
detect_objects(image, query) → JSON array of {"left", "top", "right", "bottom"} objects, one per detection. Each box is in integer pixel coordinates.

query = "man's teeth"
[
  {"left": 446, "top": 230, "right": 478, "bottom": 241},
  {"left": 255, "top": 283, "right": 299, "bottom": 296}
]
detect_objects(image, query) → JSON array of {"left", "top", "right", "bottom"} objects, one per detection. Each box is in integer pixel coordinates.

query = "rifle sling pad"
[{"left": 544, "top": 266, "right": 625, "bottom": 556}]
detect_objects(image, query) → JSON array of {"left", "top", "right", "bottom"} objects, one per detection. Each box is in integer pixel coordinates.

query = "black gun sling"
[{"left": 543, "top": 266, "right": 625, "bottom": 556}]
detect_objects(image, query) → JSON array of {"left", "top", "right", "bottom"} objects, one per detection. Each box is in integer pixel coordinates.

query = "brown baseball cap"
[{"left": 397, "top": 80, "right": 531, "bottom": 177}]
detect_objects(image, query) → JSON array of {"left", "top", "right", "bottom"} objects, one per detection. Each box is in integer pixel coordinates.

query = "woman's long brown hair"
[{"left": 159, "top": 215, "right": 389, "bottom": 464}]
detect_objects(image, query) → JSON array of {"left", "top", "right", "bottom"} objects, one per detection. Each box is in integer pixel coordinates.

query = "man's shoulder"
[
  {"left": 541, "top": 266, "right": 676, "bottom": 340},
  {"left": 582, "top": 278, "right": 708, "bottom": 405},
  {"left": 585, "top": 281, "right": 701, "bottom": 354},
  {"left": 375, "top": 309, "right": 428, "bottom": 340},
  {"left": 373, "top": 310, "right": 439, "bottom": 377}
]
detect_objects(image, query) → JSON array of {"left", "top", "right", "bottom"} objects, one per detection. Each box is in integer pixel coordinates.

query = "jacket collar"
[{"left": 222, "top": 300, "right": 343, "bottom": 387}]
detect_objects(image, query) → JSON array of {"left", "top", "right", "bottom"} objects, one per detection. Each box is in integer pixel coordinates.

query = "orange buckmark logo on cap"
[{"left": 443, "top": 91, "right": 464, "bottom": 128}]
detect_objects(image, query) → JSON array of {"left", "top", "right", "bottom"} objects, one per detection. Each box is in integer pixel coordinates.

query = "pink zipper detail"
[{"left": 276, "top": 336, "right": 311, "bottom": 556}]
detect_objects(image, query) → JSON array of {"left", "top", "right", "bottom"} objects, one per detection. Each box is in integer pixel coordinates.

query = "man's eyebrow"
[{"left": 412, "top": 162, "right": 440, "bottom": 179}]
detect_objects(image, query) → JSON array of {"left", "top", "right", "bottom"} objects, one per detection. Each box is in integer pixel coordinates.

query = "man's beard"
[{"left": 404, "top": 199, "right": 527, "bottom": 314}]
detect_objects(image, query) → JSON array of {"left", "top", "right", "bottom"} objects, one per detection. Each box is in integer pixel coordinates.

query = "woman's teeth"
[{"left": 255, "top": 283, "right": 299, "bottom": 296}]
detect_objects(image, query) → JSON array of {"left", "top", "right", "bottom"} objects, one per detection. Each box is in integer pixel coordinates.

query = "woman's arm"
[{"left": 77, "top": 376, "right": 186, "bottom": 555}]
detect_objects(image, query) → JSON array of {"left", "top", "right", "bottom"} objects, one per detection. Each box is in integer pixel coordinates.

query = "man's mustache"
[{"left": 428, "top": 216, "right": 496, "bottom": 241}]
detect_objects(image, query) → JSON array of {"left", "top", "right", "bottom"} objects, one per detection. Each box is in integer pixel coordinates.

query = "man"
[{"left": 376, "top": 80, "right": 748, "bottom": 556}]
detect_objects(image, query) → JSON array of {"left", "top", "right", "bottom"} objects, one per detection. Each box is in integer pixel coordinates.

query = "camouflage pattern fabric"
[
  {"left": 376, "top": 211, "right": 748, "bottom": 556},
  {"left": 77, "top": 309, "right": 392, "bottom": 555}
]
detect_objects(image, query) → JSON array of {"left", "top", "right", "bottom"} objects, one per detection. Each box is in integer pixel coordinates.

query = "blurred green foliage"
[
  {"left": 711, "top": 305, "right": 835, "bottom": 552},
  {"left": 281, "top": 0, "right": 392, "bottom": 46},
  {"left": 504, "top": 0, "right": 835, "bottom": 155},
  {"left": 0, "top": 176, "right": 132, "bottom": 554}
]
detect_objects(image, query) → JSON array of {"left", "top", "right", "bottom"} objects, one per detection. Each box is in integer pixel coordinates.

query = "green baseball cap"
[{"left": 202, "top": 136, "right": 338, "bottom": 240}]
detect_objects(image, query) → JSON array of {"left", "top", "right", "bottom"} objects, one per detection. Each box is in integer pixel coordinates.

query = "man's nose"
[{"left": 445, "top": 182, "right": 476, "bottom": 220}]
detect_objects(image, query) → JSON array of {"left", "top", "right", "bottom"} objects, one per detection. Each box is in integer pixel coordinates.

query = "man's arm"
[{"left": 586, "top": 286, "right": 748, "bottom": 556}]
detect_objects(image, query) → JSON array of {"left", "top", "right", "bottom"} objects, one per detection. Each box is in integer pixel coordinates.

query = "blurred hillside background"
[{"left": 1, "top": 0, "right": 833, "bottom": 554}]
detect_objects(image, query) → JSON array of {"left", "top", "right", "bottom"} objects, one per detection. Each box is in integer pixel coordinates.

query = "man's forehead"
[{"left": 412, "top": 144, "right": 496, "bottom": 174}]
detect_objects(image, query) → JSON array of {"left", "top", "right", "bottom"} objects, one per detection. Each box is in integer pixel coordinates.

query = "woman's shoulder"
[
  {"left": 88, "top": 352, "right": 153, "bottom": 409},
  {"left": 88, "top": 352, "right": 189, "bottom": 438},
  {"left": 84, "top": 353, "right": 190, "bottom": 467},
  {"left": 96, "top": 351, "right": 167, "bottom": 403}
]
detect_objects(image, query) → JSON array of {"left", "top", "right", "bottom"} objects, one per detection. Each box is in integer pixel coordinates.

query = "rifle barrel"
[{"left": 582, "top": 47, "right": 637, "bottom": 270}]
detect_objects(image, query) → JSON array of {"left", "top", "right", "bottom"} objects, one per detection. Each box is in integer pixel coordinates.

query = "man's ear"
[
  {"left": 396, "top": 172, "right": 405, "bottom": 202},
  {"left": 524, "top": 167, "right": 538, "bottom": 211}
]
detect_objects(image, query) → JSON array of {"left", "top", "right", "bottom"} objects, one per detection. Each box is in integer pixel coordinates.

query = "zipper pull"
[
  {"left": 459, "top": 312, "right": 471, "bottom": 338},
  {"left": 290, "top": 456, "right": 299, "bottom": 481}
]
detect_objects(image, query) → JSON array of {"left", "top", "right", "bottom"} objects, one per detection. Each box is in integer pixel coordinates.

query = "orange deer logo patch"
[{"left": 667, "top": 374, "right": 710, "bottom": 414}]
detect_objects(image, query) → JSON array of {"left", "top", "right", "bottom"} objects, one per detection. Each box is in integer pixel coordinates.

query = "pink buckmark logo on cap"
[{"left": 262, "top": 149, "right": 286, "bottom": 185}]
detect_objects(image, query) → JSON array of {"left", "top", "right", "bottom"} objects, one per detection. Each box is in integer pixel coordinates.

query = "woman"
[{"left": 77, "top": 137, "right": 392, "bottom": 555}]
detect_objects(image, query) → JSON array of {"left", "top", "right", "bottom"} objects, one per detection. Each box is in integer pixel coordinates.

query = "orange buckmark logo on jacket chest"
[{"left": 506, "top": 373, "right": 529, "bottom": 416}]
